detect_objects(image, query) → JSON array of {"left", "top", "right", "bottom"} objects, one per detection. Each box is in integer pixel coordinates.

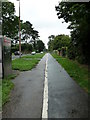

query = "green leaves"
[
  {"left": 55, "top": 2, "right": 89, "bottom": 64},
  {"left": 2, "top": 2, "right": 39, "bottom": 47},
  {"left": 48, "top": 34, "right": 70, "bottom": 51},
  {"left": 2, "top": 2, "right": 19, "bottom": 38},
  {"left": 36, "top": 40, "right": 45, "bottom": 52}
]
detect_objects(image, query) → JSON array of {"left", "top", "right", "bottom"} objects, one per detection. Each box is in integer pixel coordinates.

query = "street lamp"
[{"left": 17, "top": 0, "right": 21, "bottom": 58}]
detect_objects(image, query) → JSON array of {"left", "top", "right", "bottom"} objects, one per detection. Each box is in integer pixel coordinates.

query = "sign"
[{"left": 3, "top": 37, "right": 11, "bottom": 47}]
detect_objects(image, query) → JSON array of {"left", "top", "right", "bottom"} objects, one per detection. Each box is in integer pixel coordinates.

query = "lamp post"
[{"left": 17, "top": 0, "right": 21, "bottom": 58}]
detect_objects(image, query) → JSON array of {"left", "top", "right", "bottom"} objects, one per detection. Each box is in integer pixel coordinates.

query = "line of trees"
[
  {"left": 2, "top": 2, "right": 45, "bottom": 53},
  {"left": 12, "top": 40, "right": 45, "bottom": 54},
  {"left": 55, "top": 2, "right": 89, "bottom": 64}
]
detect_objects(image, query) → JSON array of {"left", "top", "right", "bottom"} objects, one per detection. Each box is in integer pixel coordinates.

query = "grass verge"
[
  {"left": 2, "top": 74, "right": 17, "bottom": 106},
  {"left": 0, "top": 80, "right": 2, "bottom": 111},
  {"left": 52, "top": 53, "right": 88, "bottom": 93},
  {"left": 12, "top": 53, "right": 45, "bottom": 71}
]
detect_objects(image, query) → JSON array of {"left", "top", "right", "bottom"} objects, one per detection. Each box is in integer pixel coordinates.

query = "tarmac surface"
[
  {"left": 3, "top": 54, "right": 46, "bottom": 118},
  {"left": 2, "top": 53, "right": 88, "bottom": 119},
  {"left": 48, "top": 54, "right": 88, "bottom": 118}
]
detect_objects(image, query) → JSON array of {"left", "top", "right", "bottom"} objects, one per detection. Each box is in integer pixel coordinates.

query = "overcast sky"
[{"left": 9, "top": 0, "right": 70, "bottom": 48}]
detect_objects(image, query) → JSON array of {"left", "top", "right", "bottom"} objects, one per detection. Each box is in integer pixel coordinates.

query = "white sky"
[{"left": 9, "top": 0, "right": 70, "bottom": 48}]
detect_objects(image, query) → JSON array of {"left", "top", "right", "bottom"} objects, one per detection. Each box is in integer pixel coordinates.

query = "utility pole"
[{"left": 17, "top": 0, "right": 21, "bottom": 58}]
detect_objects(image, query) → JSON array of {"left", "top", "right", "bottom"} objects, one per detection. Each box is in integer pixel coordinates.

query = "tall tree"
[
  {"left": 55, "top": 2, "right": 89, "bottom": 63},
  {"left": 21, "top": 21, "right": 33, "bottom": 43},
  {"left": 36, "top": 40, "right": 45, "bottom": 52},
  {"left": 53, "top": 34, "right": 70, "bottom": 50},
  {"left": 48, "top": 34, "right": 70, "bottom": 51},
  {"left": 48, "top": 35, "right": 55, "bottom": 51},
  {"left": 2, "top": 2, "right": 19, "bottom": 38}
]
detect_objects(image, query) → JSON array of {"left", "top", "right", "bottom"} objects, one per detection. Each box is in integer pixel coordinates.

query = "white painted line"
[{"left": 42, "top": 54, "right": 48, "bottom": 119}]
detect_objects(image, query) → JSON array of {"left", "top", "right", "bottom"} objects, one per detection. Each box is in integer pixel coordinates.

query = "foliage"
[
  {"left": 11, "top": 45, "right": 19, "bottom": 53},
  {"left": 55, "top": 2, "right": 89, "bottom": 64},
  {"left": 48, "top": 35, "right": 55, "bottom": 51},
  {"left": 2, "top": 74, "right": 17, "bottom": 105},
  {"left": 21, "top": 43, "right": 33, "bottom": 53},
  {"left": 21, "top": 21, "right": 39, "bottom": 43},
  {"left": 67, "top": 41, "right": 77, "bottom": 60},
  {"left": 2, "top": 2, "right": 40, "bottom": 49},
  {"left": 21, "top": 21, "right": 33, "bottom": 41},
  {"left": 36, "top": 40, "right": 45, "bottom": 52},
  {"left": 2, "top": 2, "right": 19, "bottom": 38},
  {"left": 47, "top": 34, "right": 70, "bottom": 55},
  {"left": 53, "top": 34, "right": 70, "bottom": 50},
  {"left": 52, "top": 53, "right": 88, "bottom": 93},
  {"left": 12, "top": 40, "right": 45, "bottom": 54}
]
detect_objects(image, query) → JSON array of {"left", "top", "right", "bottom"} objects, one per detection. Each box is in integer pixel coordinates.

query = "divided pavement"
[{"left": 2, "top": 53, "right": 88, "bottom": 119}]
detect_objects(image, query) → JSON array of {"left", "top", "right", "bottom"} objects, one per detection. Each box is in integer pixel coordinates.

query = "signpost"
[{"left": 0, "top": 36, "right": 12, "bottom": 78}]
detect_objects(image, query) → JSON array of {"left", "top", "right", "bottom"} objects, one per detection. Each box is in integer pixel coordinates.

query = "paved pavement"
[
  {"left": 3, "top": 54, "right": 46, "bottom": 118},
  {"left": 48, "top": 54, "right": 88, "bottom": 118},
  {"left": 2, "top": 53, "right": 88, "bottom": 119}
]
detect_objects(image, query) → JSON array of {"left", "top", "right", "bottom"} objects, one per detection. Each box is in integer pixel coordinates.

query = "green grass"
[
  {"left": 5, "top": 74, "right": 17, "bottom": 80},
  {"left": 2, "top": 79, "right": 14, "bottom": 106},
  {"left": 12, "top": 59, "right": 39, "bottom": 71},
  {"left": 0, "top": 80, "right": 2, "bottom": 111},
  {"left": 2, "top": 74, "right": 17, "bottom": 106},
  {"left": 12, "top": 53, "right": 45, "bottom": 71},
  {"left": 52, "top": 53, "right": 88, "bottom": 93},
  {"left": 0, "top": 74, "right": 18, "bottom": 106}
]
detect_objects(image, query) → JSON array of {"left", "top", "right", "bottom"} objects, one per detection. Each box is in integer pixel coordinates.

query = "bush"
[
  {"left": 76, "top": 55, "right": 88, "bottom": 64},
  {"left": 67, "top": 43, "right": 76, "bottom": 60},
  {"left": 11, "top": 44, "right": 33, "bottom": 54},
  {"left": 61, "top": 47, "right": 67, "bottom": 57},
  {"left": 11, "top": 46, "right": 19, "bottom": 53},
  {"left": 21, "top": 43, "right": 33, "bottom": 53}
]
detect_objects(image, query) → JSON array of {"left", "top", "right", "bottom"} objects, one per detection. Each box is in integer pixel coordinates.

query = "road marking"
[{"left": 42, "top": 54, "right": 48, "bottom": 119}]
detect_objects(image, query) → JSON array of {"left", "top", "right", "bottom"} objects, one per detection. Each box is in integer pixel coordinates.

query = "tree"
[
  {"left": 21, "top": 21, "right": 33, "bottom": 43},
  {"left": 47, "top": 35, "right": 55, "bottom": 51},
  {"left": 21, "top": 43, "right": 33, "bottom": 53},
  {"left": 2, "top": 1, "right": 40, "bottom": 53},
  {"left": 55, "top": 2, "right": 89, "bottom": 64},
  {"left": 48, "top": 34, "right": 70, "bottom": 51},
  {"left": 2, "top": 2, "right": 19, "bottom": 38},
  {"left": 53, "top": 35, "right": 70, "bottom": 50},
  {"left": 21, "top": 21, "right": 40, "bottom": 48},
  {"left": 36, "top": 40, "right": 45, "bottom": 52}
]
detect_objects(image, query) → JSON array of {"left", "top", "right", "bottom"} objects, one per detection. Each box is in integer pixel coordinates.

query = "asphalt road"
[{"left": 2, "top": 53, "right": 88, "bottom": 119}]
